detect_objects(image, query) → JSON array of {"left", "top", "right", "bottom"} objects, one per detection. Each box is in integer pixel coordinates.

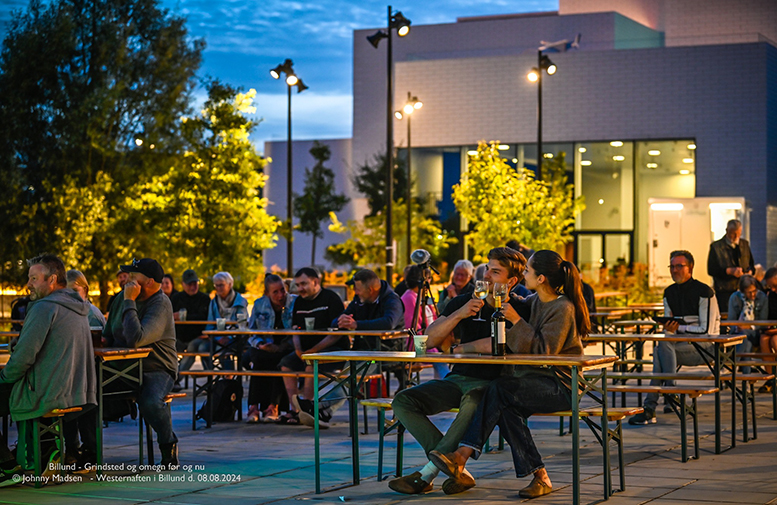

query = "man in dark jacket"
[
  {"left": 103, "top": 258, "right": 179, "bottom": 469},
  {"left": 707, "top": 219, "right": 754, "bottom": 313},
  {"left": 0, "top": 254, "right": 96, "bottom": 485},
  {"left": 336, "top": 268, "right": 404, "bottom": 351},
  {"left": 172, "top": 269, "right": 212, "bottom": 383}
]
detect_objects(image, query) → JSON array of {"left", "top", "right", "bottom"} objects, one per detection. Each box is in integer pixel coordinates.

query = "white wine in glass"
[{"left": 473, "top": 280, "right": 490, "bottom": 321}]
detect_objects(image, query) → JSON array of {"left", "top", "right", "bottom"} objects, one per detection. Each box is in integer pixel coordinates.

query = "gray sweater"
[
  {"left": 104, "top": 290, "right": 178, "bottom": 380},
  {"left": 506, "top": 293, "right": 583, "bottom": 355},
  {"left": 0, "top": 288, "right": 97, "bottom": 420}
]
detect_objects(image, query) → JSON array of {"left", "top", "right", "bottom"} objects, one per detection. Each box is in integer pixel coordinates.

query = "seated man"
[
  {"left": 389, "top": 247, "right": 527, "bottom": 495},
  {"left": 278, "top": 267, "right": 345, "bottom": 427},
  {"left": 205, "top": 271, "right": 249, "bottom": 370},
  {"left": 103, "top": 258, "right": 179, "bottom": 469},
  {"left": 106, "top": 269, "right": 130, "bottom": 314},
  {"left": 242, "top": 274, "right": 296, "bottom": 423},
  {"left": 630, "top": 250, "right": 720, "bottom": 425},
  {"left": 0, "top": 254, "right": 96, "bottom": 485},
  {"left": 173, "top": 269, "right": 212, "bottom": 379},
  {"left": 437, "top": 260, "right": 475, "bottom": 314}
]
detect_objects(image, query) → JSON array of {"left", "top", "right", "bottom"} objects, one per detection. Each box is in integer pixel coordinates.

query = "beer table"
[
  {"left": 720, "top": 320, "right": 777, "bottom": 328},
  {"left": 302, "top": 350, "right": 616, "bottom": 505},
  {"left": 585, "top": 333, "right": 745, "bottom": 453}
]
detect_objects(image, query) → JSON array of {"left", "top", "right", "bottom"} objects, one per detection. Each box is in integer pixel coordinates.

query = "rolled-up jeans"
[
  {"left": 644, "top": 340, "right": 714, "bottom": 411},
  {"left": 458, "top": 374, "right": 571, "bottom": 477},
  {"left": 138, "top": 371, "right": 178, "bottom": 445}
]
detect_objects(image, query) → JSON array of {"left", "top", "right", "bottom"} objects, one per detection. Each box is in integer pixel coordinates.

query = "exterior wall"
[
  {"left": 263, "top": 138, "right": 369, "bottom": 273},
  {"left": 560, "top": 0, "right": 664, "bottom": 30}
]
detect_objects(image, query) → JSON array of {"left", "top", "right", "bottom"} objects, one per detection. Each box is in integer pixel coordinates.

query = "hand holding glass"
[{"left": 473, "top": 280, "right": 490, "bottom": 321}]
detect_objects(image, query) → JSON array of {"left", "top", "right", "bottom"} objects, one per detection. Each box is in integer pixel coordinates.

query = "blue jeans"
[
  {"left": 459, "top": 374, "right": 571, "bottom": 477},
  {"left": 645, "top": 341, "right": 714, "bottom": 411},
  {"left": 392, "top": 373, "right": 491, "bottom": 455},
  {"left": 138, "top": 372, "right": 178, "bottom": 445}
]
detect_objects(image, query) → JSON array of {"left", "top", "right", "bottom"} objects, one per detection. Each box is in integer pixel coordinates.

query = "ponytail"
[
  {"left": 560, "top": 261, "right": 591, "bottom": 337},
  {"left": 530, "top": 251, "right": 591, "bottom": 337}
]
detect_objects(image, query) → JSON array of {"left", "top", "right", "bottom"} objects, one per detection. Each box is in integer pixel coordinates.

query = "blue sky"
[{"left": 0, "top": 0, "right": 558, "bottom": 152}]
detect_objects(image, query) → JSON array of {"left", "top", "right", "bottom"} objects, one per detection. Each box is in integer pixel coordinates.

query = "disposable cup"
[{"left": 413, "top": 334, "right": 428, "bottom": 354}]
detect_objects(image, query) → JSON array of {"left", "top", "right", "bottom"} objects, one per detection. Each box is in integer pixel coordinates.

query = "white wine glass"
[
  {"left": 473, "top": 280, "right": 490, "bottom": 321},
  {"left": 493, "top": 283, "right": 509, "bottom": 305}
]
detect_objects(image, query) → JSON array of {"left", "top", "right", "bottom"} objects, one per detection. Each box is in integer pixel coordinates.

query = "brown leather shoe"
[
  {"left": 442, "top": 477, "right": 475, "bottom": 495},
  {"left": 518, "top": 477, "right": 552, "bottom": 499},
  {"left": 388, "top": 471, "right": 433, "bottom": 494}
]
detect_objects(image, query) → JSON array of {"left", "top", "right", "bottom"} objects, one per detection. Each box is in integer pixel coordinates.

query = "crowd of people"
[{"left": 3, "top": 220, "right": 777, "bottom": 497}]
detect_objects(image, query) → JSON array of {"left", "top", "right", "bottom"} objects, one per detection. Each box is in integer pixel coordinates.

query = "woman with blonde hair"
[{"left": 66, "top": 269, "right": 106, "bottom": 328}]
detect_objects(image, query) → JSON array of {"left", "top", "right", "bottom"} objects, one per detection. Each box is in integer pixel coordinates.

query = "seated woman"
[
  {"left": 728, "top": 275, "right": 768, "bottom": 358},
  {"left": 66, "top": 269, "right": 106, "bottom": 328},
  {"left": 428, "top": 250, "right": 589, "bottom": 498}
]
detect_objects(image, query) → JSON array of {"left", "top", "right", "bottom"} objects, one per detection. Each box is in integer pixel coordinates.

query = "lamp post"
[
  {"left": 527, "top": 34, "right": 580, "bottom": 181},
  {"left": 367, "top": 6, "right": 411, "bottom": 284},
  {"left": 395, "top": 92, "right": 423, "bottom": 265},
  {"left": 270, "top": 59, "right": 308, "bottom": 277}
]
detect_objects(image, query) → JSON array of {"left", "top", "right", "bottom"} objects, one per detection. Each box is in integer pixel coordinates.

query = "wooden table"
[
  {"left": 720, "top": 320, "right": 777, "bottom": 327},
  {"left": 94, "top": 347, "right": 152, "bottom": 471},
  {"left": 586, "top": 333, "right": 745, "bottom": 453},
  {"left": 302, "top": 350, "right": 616, "bottom": 505}
]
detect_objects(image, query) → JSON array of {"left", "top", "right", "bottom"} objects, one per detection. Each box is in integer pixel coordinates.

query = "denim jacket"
[
  {"left": 727, "top": 290, "right": 768, "bottom": 334},
  {"left": 247, "top": 294, "right": 296, "bottom": 347},
  {"left": 205, "top": 291, "right": 249, "bottom": 331}
]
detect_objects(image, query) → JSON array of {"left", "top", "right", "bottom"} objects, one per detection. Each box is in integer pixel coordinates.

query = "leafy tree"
[
  {"left": 452, "top": 142, "right": 584, "bottom": 261},
  {"left": 325, "top": 199, "right": 456, "bottom": 275},
  {"left": 0, "top": 0, "right": 203, "bottom": 303},
  {"left": 352, "top": 151, "right": 408, "bottom": 216},
  {"left": 126, "top": 82, "right": 279, "bottom": 286},
  {"left": 294, "top": 141, "right": 349, "bottom": 264}
]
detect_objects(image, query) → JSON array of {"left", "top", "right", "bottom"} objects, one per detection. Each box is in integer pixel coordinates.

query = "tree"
[
  {"left": 351, "top": 151, "right": 408, "bottom": 216},
  {"left": 294, "top": 141, "right": 349, "bottom": 264},
  {"left": 0, "top": 0, "right": 203, "bottom": 302},
  {"left": 325, "top": 199, "right": 456, "bottom": 275},
  {"left": 452, "top": 141, "right": 584, "bottom": 261},
  {"left": 126, "top": 81, "right": 279, "bottom": 285}
]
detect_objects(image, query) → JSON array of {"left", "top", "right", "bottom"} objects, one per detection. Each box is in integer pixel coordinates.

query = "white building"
[{"left": 265, "top": 0, "right": 777, "bottom": 277}]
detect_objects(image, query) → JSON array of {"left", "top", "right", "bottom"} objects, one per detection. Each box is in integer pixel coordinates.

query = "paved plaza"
[{"left": 2, "top": 367, "right": 777, "bottom": 505}]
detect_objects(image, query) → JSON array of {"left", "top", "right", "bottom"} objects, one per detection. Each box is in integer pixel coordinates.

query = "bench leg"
[
  {"left": 396, "top": 422, "right": 405, "bottom": 478},
  {"left": 741, "top": 380, "right": 749, "bottom": 443},
  {"left": 772, "top": 376, "right": 776, "bottom": 420},
  {"left": 138, "top": 411, "right": 144, "bottom": 466},
  {"left": 191, "top": 376, "right": 198, "bottom": 431},
  {"left": 617, "top": 420, "right": 625, "bottom": 492},
  {"left": 32, "top": 420, "right": 42, "bottom": 488},
  {"left": 558, "top": 416, "right": 565, "bottom": 436},
  {"left": 692, "top": 396, "right": 700, "bottom": 460},
  {"left": 750, "top": 382, "right": 757, "bottom": 440},
  {"left": 680, "top": 394, "right": 688, "bottom": 463}
]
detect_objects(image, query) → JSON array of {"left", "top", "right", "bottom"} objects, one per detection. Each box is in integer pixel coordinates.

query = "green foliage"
[
  {"left": 126, "top": 82, "right": 279, "bottom": 285},
  {"left": 0, "top": 0, "right": 203, "bottom": 296},
  {"left": 294, "top": 141, "right": 349, "bottom": 264},
  {"left": 452, "top": 142, "right": 585, "bottom": 262},
  {"left": 325, "top": 199, "right": 456, "bottom": 275},
  {"left": 351, "top": 151, "right": 408, "bottom": 216}
]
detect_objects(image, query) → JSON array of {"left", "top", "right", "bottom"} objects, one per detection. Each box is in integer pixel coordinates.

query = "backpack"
[{"left": 196, "top": 378, "right": 243, "bottom": 423}]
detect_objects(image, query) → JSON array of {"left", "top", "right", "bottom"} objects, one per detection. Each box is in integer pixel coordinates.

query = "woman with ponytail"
[{"left": 428, "top": 250, "right": 589, "bottom": 498}]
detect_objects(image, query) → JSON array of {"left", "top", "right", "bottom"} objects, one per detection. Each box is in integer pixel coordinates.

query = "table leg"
[
  {"left": 314, "top": 360, "right": 321, "bottom": 494},
  {"left": 96, "top": 360, "right": 104, "bottom": 475},
  {"left": 572, "top": 365, "right": 580, "bottom": 505},
  {"left": 349, "top": 366, "right": 360, "bottom": 485},
  {"left": 731, "top": 346, "right": 737, "bottom": 448},
  {"left": 601, "top": 367, "right": 611, "bottom": 499}
]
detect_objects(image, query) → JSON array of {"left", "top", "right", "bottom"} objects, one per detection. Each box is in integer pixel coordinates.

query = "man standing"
[
  {"left": 173, "top": 269, "right": 212, "bottom": 380},
  {"left": 388, "top": 247, "right": 527, "bottom": 495},
  {"left": 0, "top": 254, "right": 96, "bottom": 484},
  {"left": 708, "top": 219, "right": 754, "bottom": 313},
  {"left": 278, "top": 267, "right": 345, "bottom": 426},
  {"left": 103, "top": 258, "right": 179, "bottom": 469},
  {"left": 630, "top": 250, "right": 720, "bottom": 425}
]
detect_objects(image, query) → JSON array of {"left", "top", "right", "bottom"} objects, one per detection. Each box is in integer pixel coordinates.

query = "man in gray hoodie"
[
  {"left": 0, "top": 254, "right": 97, "bottom": 485},
  {"left": 103, "top": 258, "right": 179, "bottom": 469}
]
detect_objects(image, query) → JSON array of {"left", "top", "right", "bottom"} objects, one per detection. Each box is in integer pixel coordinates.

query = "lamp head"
[
  {"left": 527, "top": 68, "right": 539, "bottom": 82},
  {"left": 392, "top": 11, "right": 411, "bottom": 36},
  {"left": 394, "top": 110, "right": 403, "bottom": 120},
  {"left": 367, "top": 30, "right": 388, "bottom": 48},
  {"left": 540, "top": 55, "right": 556, "bottom": 75},
  {"left": 295, "top": 79, "right": 308, "bottom": 93},
  {"left": 285, "top": 73, "right": 298, "bottom": 86},
  {"left": 403, "top": 103, "right": 414, "bottom": 115}
]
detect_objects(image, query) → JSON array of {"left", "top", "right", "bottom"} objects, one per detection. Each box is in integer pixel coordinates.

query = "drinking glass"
[
  {"left": 473, "top": 280, "right": 490, "bottom": 321},
  {"left": 493, "top": 283, "right": 509, "bottom": 305}
]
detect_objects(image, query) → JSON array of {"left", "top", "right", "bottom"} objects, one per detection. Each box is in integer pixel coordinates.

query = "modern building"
[{"left": 265, "top": 0, "right": 777, "bottom": 281}]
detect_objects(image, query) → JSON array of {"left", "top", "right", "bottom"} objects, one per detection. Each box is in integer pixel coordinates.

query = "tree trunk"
[{"left": 311, "top": 234, "right": 317, "bottom": 266}]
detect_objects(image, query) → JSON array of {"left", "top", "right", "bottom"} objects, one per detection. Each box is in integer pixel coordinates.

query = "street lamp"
[
  {"left": 527, "top": 34, "right": 580, "bottom": 180},
  {"left": 367, "top": 5, "right": 411, "bottom": 284},
  {"left": 395, "top": 92, "right": 422, "bottom": 265},
  {"left": 270, "top": 58, "right": 308, "bottom": 277}
]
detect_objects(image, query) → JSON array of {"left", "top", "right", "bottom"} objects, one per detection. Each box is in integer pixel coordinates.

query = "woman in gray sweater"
[{"left": 428, "top": 250, "right": 590, "bottom": 498}]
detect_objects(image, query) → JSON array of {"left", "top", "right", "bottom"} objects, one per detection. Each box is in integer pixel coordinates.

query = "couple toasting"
[{"left": 389, "top": 247, "right": 590, "bottom": 499}]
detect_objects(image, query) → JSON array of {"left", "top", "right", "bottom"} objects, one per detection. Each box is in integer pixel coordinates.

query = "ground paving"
[{"left": 2, "top": 369, "right": 777, "bottom": 504}]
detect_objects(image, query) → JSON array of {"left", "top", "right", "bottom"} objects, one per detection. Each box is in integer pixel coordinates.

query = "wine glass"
[
  {"left": 473, "top": 280, "right": 490, "bottom": 321},
  {"left": 493, "top": 283, "right": 509, "bottom": 305}
]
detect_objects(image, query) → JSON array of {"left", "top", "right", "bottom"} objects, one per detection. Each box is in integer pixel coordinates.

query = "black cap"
[
  {"left": 182, "top": 269, "right": 199, "bottom": 284},
  {"left": 120, "top": 258, "right": 165, "bottom": 283}
]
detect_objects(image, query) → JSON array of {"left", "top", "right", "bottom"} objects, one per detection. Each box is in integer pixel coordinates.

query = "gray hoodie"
[{"left": 0, "top": 288, "right": 97, "bottom": 421}]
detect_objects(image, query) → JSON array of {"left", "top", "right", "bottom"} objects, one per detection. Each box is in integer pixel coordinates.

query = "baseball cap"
[
  {"left": 120, "top": 258, "right": 165, "bottom": 283},
  {"left": 182, "top": 269, "right": 199, "bottom": 284}
]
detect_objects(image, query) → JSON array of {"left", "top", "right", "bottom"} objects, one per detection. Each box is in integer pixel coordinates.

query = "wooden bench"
[
  {"left": 607, "top": 384, "right": 718, "bottom": 462},
  {"left": 180, "top": 369, "right": 385, "bottom": 430},
  {"left": 360, "top": 398, "right": 640, "bottom": 496},
  {"left": 17, "top": 407, "right": 83, "bottom": 487},
  {"left": 736, "top": 354, "right": 777, "bottom": 420}
]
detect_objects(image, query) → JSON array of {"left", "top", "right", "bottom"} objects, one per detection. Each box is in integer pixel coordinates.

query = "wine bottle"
[{"left": 491, "top": 294, "right": 506, "bottom": 356}]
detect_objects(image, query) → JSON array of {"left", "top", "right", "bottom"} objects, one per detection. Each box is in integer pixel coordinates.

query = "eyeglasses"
[{"left": 668, "top": 264, "right": 689, "bottom": 270}]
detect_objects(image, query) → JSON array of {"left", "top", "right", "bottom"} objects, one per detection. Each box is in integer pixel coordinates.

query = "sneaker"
[
  {"left": 73, "top": 449, "right": 96, "bottom": 474},
  {"left": 40, "top": 445, "right": 60, "bottom": 479},
  {"left": 758, "top": 383, "right": 773, "bottom": 394},
  {"left": 628, "top": 409, "right": 656, "bottom": 425},
  {"left": 159, "top": 443, "right": 179, "bottom": 471},
  {"left": 246, "top": 406, "right": 260, "bottom": 424},
  {"left": 0, "top": 457, "right": 21, "bottom": 487},
  {"left": 260, "top": 406, "right": 280, "bottom": 423}
]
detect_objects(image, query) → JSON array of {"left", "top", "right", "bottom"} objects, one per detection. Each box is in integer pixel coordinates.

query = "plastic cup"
[
  {"left": 305, "top": 317, "right": 316, "bottom": 331},
  {"left": 216, "top": 318, "right": 226, "bottom": 331},
  {"left": 413, "top": 334, "right": 428, "bottom": 354},
  {"left": 178, "top": 308, "right": 187, "bottom": 321}
]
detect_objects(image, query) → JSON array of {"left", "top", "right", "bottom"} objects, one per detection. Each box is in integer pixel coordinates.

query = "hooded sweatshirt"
[{"left": 0, "top": 288, "right": 97, "bottom": 421}]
